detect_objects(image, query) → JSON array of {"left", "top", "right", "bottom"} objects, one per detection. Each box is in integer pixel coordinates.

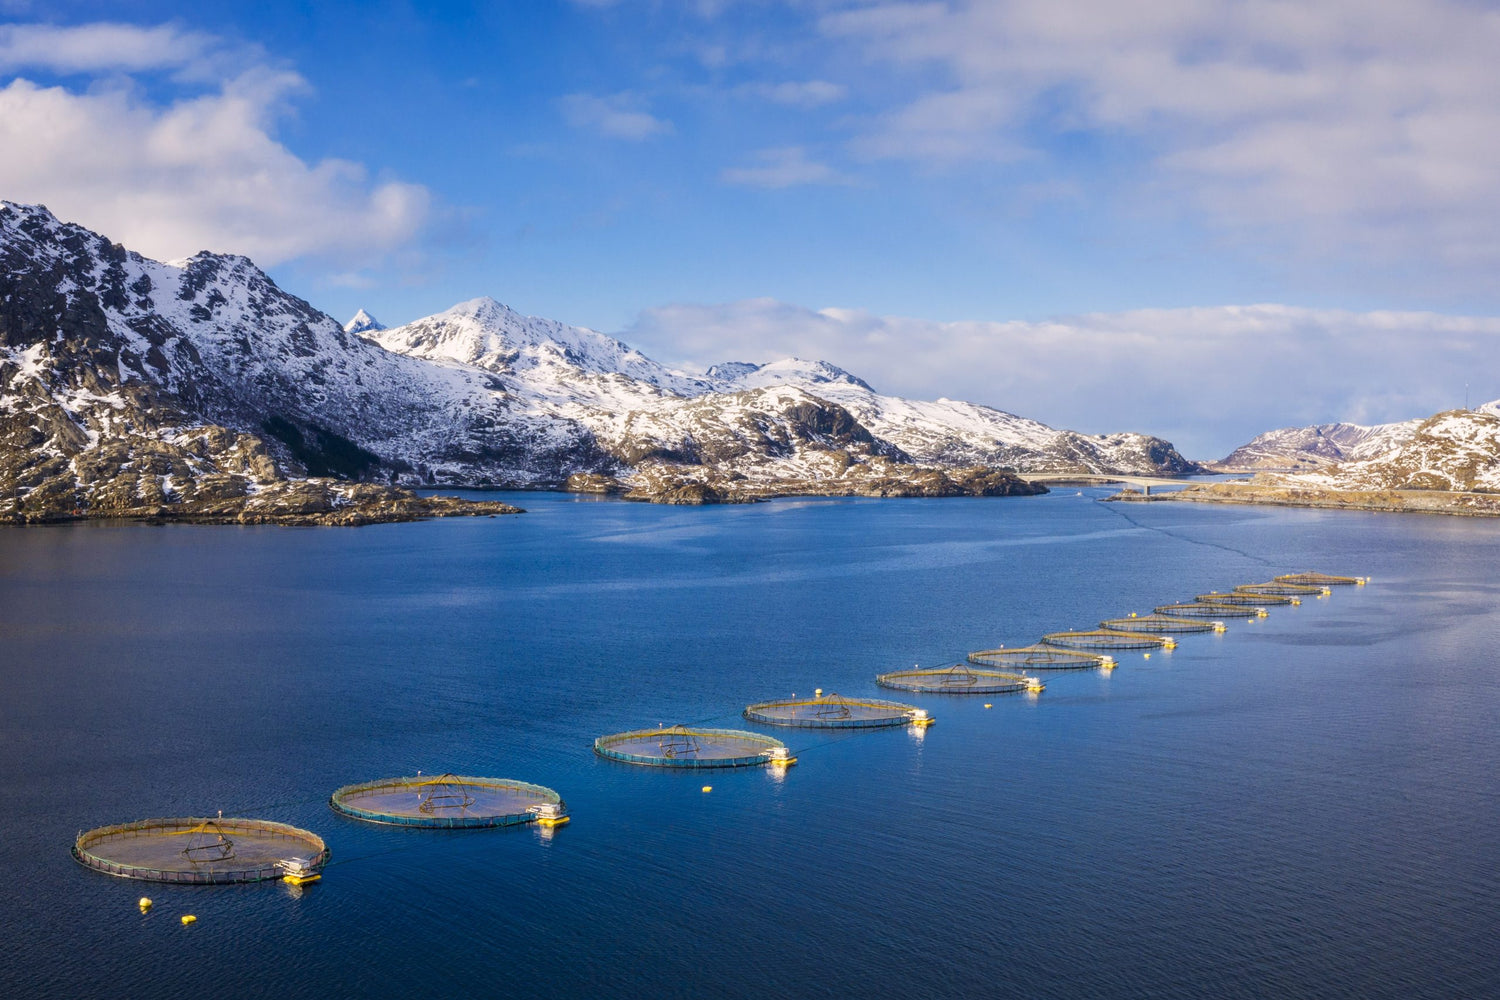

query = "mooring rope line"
[{"left": 1095, "top": 495, "right": 1277, "bottom": 567}]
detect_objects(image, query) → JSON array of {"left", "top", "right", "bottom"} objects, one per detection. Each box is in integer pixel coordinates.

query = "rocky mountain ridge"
[
  {"left": 1262, "top": 408, "right": 1500, "bottom": 493},
  {"left": 1211, "top": 419, "right": 1424, "bottom": 472},
  {"left": 1123, "top": 405, "right": 1500, "bottom": 517},
  {"left": 1, "top": 201, "right": 1197, "bottom": 520}
]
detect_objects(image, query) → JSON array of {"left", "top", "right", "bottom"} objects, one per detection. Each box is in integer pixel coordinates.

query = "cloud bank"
[
  {"left": 0, "top": 22, "right": 429, "bottom": 267},
  {"left": 628, "top": 299, "right": 1500, "bottom": 459},
  {"left": 819, "top": 0, "right": 1500, "bottom": 272}
]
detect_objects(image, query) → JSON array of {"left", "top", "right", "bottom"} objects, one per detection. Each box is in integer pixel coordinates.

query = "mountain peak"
[
  {"left": 345, "top": 308, "right": 385, "bottom": 335},
  {"left": 364, "top": 296, "right": 713, "bottom": 394},
  {"left": 711, "top": 357, "right": 874, "bottom": 393}
]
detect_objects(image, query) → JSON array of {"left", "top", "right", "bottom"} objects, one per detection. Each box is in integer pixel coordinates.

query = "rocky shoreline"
[
  {"left": 568, "top": 462, "right": 1048, "bottom": 505},
  {"left": 1108, "top": 482, "right": 1500, "bottom": 517},
  {"left": 1, "top": 480, "right": 524, "bottom": 526}
]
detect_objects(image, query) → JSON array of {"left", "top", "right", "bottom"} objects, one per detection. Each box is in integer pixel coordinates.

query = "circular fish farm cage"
[
  {"left": 1196, "top": 592, "right": 1296, "bottom": 606},
  {"left": 877, "top": 664, "right": 1043, "bottom": 695},
  {"left": 1236, "top": 581, "right": 1324, "bottom": 596},
  {"left": 594, "top": 726, "right": 793, "bottom": 768},
  {"left": 744, "top": 693, "right": 928, "bottom": 728},
  {"left": 968, "top": 646, "right": 1114, "bottom": 671},
  {"left": 1100, "top": 613, "right": 1223, "bottom": 634},
  {"left": 1275, "top": 572, "right": 1364, "bottom": 586},
  {"left": 1042, "top": 629, "right": 1176, "bottom": 651},
  {"left": 73, "top": 817, "right": 328, "bottom": 885},
  {"left": 1156, "top": 602, "right": 1265, "bottom": 619},
  {"left": 329, "top": 774, "right": 566, "bottom": 829}
]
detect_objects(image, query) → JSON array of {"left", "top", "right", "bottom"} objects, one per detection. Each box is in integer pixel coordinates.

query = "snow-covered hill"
[
  {"left": 1142, "top": 401, "right": 1500, "bottom": 517},
  {"left": 1268, "top": 408, "right": 1500, "bottom": 493},
  {"left": 1212, "top": 419, "right": 1423, "bottom": 472}
]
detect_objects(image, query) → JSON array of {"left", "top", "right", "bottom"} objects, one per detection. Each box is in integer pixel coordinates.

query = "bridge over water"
[{"left": 1024, "top": 473, "right": 1193, "bottom": 495}]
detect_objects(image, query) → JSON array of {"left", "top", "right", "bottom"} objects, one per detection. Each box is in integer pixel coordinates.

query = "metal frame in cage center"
[
  {"left": 594, "top": 726, "right": 791, "bottom": 767},
  {"left": 744, "top": 693, "right": 926, "bottom": 728},
  {"left": 329, "top": 774, "right": 564, "bottom": 829}
]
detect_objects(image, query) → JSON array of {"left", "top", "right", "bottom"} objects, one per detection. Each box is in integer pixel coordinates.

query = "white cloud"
[
  {"left": 0, "top": 22, "right": 430, "bottom": 267},
  {"left": 739, "top": 79, "right": 848, "bottom": 107},
  {"left": 721, "top": 146, "right": 852, "bottom": 188},
  {"left": 628, "top": 298, "right": 1500, "bottom": 458},
  {"left": 820, "top": 0, "right": 1500, "bottom": 270},
  {"left": 560, "top": 92, "right": 674, "bottom": 140},
  {"left": 0, "top": 21, "right": 230, "bottom": 79}
]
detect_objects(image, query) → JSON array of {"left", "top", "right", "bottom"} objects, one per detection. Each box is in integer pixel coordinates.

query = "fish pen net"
[
  {"left": 1196, "top": 592, "right": 1296, "bottom": 606},
  {"left": 1236, "top": 581, "right": 1325, "bottom": 596},
  {"left": 968, "top": 646, "right": 1114, "bottom": 671},
  {"left": 329, "top": 774, "right": 564, "bottom": 829},
  {"left": 73, "top": 817, "right": 328, "bottom": 884},
  {"left": 744, "top": 693, "right": 924, "bottom": 728},
  {"left": 594, "top": 726, "right": 791, "bottom": 768},
  {"left": 1275, "top": 572, "right": 1364, "bottom": 586},
  {"left": 1100, "top": 613, "right": 1223, "bottom": 633},
  {"left": 877, "top": 664, "right": 1042, "bottom": 694},
  {"left": 1156, "top": 602, "right": 1265, "bottom": 619},
  {"left": 1042, "top": 629, "right": 1174, "bottom": 650}
]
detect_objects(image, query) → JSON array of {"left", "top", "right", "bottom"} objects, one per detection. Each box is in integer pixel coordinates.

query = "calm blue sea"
[{"left": 1, "top": 490, "right": 1497, "bottom": 999}]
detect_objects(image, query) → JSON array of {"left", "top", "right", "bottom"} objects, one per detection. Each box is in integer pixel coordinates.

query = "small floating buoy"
[
  {"left": 1144, "top": 653, "right": 1151, "bottom": 659},
  {"left": 701, "top": 786, "right": 712, "bottom": 793},
  {"left": 180, "top": 915, "right": 197, "bottom": 926},
  {"left": 814, "top": 688, "right": 822, "bottom": 697},
  {"left": 138, "top": 897, "right": 152, "bottom": 911},
  {"left": 984, "top": 703, "right": 992, "bottom": 709}
]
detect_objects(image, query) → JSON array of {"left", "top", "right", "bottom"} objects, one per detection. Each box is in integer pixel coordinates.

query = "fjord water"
[{"left": 1, "top": 491, "right": 1497, "bottom": 999}]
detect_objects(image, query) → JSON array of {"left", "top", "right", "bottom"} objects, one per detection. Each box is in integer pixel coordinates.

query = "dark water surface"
[{"left": 1, "top": 491, "right": 1497, "bottom": 999}]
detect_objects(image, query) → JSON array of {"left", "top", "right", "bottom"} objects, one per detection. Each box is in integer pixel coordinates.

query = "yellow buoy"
[
  {"left": 1144, "top": 653, "right": 1151, "bottom": 659},
  {"left": 983, "top": 703, "right": 993, "bottom": 709},
  {"left": 701, "top": 786, "right": 712, "bottom": 793},
  {"left": 138, "top": 897, "right": 152, "bottom": 911},
  {"left": 180, "top": 915, "right": 197, "bottom": 926}
]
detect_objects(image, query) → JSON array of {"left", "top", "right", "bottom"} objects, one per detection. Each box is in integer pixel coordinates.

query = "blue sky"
[{"left": 3, "top": 1, "right": 1499, "bottom": 456}]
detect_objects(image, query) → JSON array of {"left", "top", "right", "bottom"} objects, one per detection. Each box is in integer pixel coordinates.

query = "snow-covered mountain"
[
  {"left": 360, "top": 304, "right": 1200, "bottom": 480},
  {"left": 1145, "top": 401, "right": 1500, "bottom": 516},
  {"left": 366, "top": 296, "right": 714, "bottom": 396},
  {"left": 1265, "top": 407, "right": 1500, "bottom": 493},
  {"left": 0, "top": 202, "right": 586, "bottom": 520},
  {"left": 1, "top": 201, "right": 1196, "bottom": 519},
  {"left": 1212, "top": 419, "right": 1424, "bottom": 472},
  {"left": 343, "top": 308, "right": 384, "bottom": 335}
]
